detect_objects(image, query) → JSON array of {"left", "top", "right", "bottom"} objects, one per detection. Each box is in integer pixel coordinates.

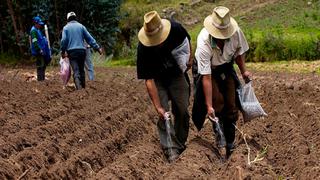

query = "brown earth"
[{"left": 0, "top": 66, "right": 319, "bottom": 179}]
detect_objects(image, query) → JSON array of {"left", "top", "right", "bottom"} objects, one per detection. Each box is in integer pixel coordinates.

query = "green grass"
[
  {"left": 104, "top": 58, "right": 136, "bottom": 67},
  {"left": 116, "top": 0, "right": 320, "bottom": 62},
  {"left": 236, "top": 0, "right": 320, "bottom": 30},
  {"left": 246, "top": 60, "right": 320, "bottom": 74},
  {"left": 0, "top": 53, "right": 21, "bottom": 66}
]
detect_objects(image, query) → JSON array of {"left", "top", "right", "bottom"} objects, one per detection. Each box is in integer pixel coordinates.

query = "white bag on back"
[
  {"left": 171, "top": 37, "right": 190, "bottom": 72},
  {"left": 237, "top": 81, "right": 267, "bottom": 122}
]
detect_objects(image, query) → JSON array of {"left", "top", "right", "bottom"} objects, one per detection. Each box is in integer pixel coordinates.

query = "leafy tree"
[{"left": 0, "top": 0, "right": 122, "bottom": 58}]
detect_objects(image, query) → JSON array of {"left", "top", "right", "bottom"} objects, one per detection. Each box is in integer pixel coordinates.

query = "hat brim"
[
  {"left": 138, "top": 19, "right": 171, "bottom": 47},
  {"left": 38, "top": 21, "right": 44, "bottom": 25},
  {"left": 204, "top": 16, "right": 238, "bottom": 39}
]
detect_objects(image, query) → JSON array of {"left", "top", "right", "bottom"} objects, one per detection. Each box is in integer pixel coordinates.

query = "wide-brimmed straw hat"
[
  {"left": 204, "top": 6, "right": 238, "bottom": 39},
  {"left": 138, "top": 11, "right": 171, "bottom": 47}
]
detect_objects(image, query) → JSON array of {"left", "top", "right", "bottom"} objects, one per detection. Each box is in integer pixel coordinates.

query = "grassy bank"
[{"left": 117, "top": 0, "right": 320, "bottom": 63}]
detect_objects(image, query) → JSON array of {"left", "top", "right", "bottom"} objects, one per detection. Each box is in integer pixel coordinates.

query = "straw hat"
[
  {"left": 138, "top": 11, "right": 171, "bottom": 47},
  {"left": 204, "top": 6, "right": 238, "bottom": 39}
]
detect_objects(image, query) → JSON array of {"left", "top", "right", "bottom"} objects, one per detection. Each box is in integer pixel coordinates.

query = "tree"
[
  {"left": 6, "top": 0, "right": 23, "bottom": 54},
  {"left": 0, "top": 0, "right": 123, "bottom": 58}
]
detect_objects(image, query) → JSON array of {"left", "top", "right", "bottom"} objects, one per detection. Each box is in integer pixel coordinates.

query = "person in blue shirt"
[
  {"left": 60, "top": 12, "right": 102, "bottom": 90},
  {"left": 30, "top": 16, "right": 51, "bottom": 81}
]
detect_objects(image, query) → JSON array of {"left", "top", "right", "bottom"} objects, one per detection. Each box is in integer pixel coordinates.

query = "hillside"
[{"left": 116, "top": 0, "right": 320, "bottom": 62}]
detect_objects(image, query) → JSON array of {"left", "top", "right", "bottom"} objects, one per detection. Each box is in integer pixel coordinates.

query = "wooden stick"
[{"left": 18, "top": 168, "right": 31, "bottom": 180}]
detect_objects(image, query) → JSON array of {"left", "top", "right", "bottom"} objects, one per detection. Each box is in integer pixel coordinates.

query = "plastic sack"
[
  {"left": 237, "top": 81, "right": 267, "bottom": 122},
  {"left": 59, "top": 57, "right": 71, "bottom": 86},
  {"left": 171, "top": 37, "right": 190, "bottom": 72},
  {"left": 209, "top": 116, "right": 226, "bottom": 148}
]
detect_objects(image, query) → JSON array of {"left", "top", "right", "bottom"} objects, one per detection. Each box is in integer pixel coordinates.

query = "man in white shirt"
[{"left": 193, "top": 6, "right": 251, "bottom": 158}]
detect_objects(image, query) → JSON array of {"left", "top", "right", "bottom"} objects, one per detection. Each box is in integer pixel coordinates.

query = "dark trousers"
[
  {"left": 155, "top": 73, "right": 190, "bottom": 154},
  {"left": 68, "top": 49, "right": 86, "bottom": 90},
  {"left": 34, "top": 55, "right": 47, "bottom": 81},
  {"left": 211, "top": 72, "right": 239, "bottom": 149}
]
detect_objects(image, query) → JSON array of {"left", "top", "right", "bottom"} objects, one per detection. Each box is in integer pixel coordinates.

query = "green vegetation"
[
  {"left": 0, "top": 0, "right": 122, "bottom": 56},
  {"left": 245, "top": 29, "right": 320, "bottom": 62},
  {"left": 237, "top": 0, "right": 320, "bottom": 62},
  {"left": 1, "top": 0, "right": 319, "bottom": 66},
  {"left": 246, "top": 60, "right": 320, "bottom": 74},
  {"left": 0, "top": 53, "right": 20, "bottom": 66},
  {"left": 237, "top": 0, "right": 320, "bottom": 30},
  {"left": 115, "top": 0, "right": 320, "bottom": 64}
]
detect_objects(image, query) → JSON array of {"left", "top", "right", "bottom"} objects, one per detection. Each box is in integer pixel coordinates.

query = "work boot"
[
  {"left": 226, "top": 143, "right": 235, "bottom": 158},
  {"left": 75, "top": 78, "right": 82, "bottom": 90},
  {"left": 80, "top": 77, "right": 86, "bottom": 88}
]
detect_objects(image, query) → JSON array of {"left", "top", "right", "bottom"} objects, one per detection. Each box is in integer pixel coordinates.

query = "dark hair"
[{"left": 67, "top": 15, "right": 77, "bottom": 22}]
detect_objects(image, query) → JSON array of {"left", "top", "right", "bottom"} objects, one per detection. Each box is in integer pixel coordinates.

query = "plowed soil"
[{"left": 0, "top": 66, "right": 319, "bottom": 179}]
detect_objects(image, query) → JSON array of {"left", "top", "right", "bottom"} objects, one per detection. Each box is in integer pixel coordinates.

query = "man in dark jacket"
[
  {"left": 137, "top": 11, "right": 192, "bottom": 163},
  {"left": 61, "top": 12, "right": 102, "bottom": 90}
]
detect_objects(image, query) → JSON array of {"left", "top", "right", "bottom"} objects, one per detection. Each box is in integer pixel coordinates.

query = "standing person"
[
  {"left": 85, "top": 43, "right": 95, "bottom": 81},
  {"left": 30, "top": 16, "right": 51, "bottom": 81},
  {"left": 60, "top": 12, "right": 102, "bottom": 90},
  {"left": 193, "top": 6, "right": 251, "bottom": 158},
  {"left": 137, "top": 11, "right": 192, "bottom": 162}
]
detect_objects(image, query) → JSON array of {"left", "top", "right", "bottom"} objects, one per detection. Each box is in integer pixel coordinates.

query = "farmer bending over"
[
  {"left": 193, "top": 6, "right": 251, "bottom": 158},
  {"left": 137, "top": 11, "right": 192, "bottom": 162}
]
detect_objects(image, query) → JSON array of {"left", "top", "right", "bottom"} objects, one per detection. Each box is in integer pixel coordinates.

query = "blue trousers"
[{"left": 85, "top": 48, "right": 94, "bottom": 81}]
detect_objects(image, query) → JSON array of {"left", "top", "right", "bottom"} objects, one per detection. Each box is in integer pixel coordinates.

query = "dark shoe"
[
  {"left": 80, "top": 78, "right": 86, "bottom": 88},
  {"left": 226, "top": 143, "right": 235, "bottom": 158},
  {"left": 75, "top": 78, "right": 82, "bottom": 90},
  {"left": 167, "top": 149, "right": 180, "bottom": 163}
]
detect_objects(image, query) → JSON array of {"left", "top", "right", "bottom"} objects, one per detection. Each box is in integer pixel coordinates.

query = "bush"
[{"left": 245, "top": 30, "right": 320, "bottom": 62}]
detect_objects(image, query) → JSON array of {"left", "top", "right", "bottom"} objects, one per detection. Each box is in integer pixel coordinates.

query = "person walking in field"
[
  {"left": 30, "top": 16, "right": 51, "bottom": 81},
  {"left": 137, "top": 11, "right": 192, "bottom": 162},
  {"left": 193, "top": 6, "right": 252, "bottom": 158},
  {"left": 60, "top": 12, "right": 102, "bottom": 90},
  {"left": 85, "top": 43, "right": 95, "bottom": 81}
]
